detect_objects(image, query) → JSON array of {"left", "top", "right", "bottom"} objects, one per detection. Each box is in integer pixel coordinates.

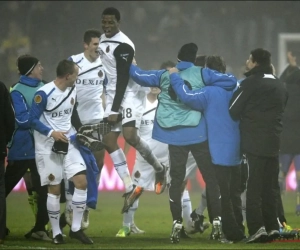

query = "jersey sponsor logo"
[
  {"left": 51, "top": 108, "right": 72, "bottom": 117},
  {"left": 141, "top": 119, "right": 154, "bottom": 125},
  {"left": 106, "top": 45, "right": 110, "bottom": 53},
  {"left": 48, "top": 174, "right": 55, "bottom": 181},
  {"left": 98, "top": 70, "right": 103, "bottom": 78},
  {"left": 34, "top": 94, "right": 42, "bottom": 104},
  {"left": 70, "top": 97, "right": 74, "bottom": 105},
  {"left": 75, "top": 79, "right": 103, "bottom": 85}
]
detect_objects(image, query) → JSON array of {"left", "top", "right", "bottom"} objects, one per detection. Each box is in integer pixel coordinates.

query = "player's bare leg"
[{"left": 123, "top": 126, "right": 167, "bottom": 195}]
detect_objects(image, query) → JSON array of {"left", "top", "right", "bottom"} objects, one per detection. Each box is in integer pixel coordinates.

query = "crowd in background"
[{"left": 0, "top": 1, "right": 300, "bottom": 88}]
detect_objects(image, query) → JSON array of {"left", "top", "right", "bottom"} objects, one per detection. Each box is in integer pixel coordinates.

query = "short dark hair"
[
  {"left": 250, "top": 48, "right": 271, "bottom": 67},
  {"left": 83, "top": 29, "right": 101, "bottom": 44},
  {"left": 195, "top": 55, "right": 206, "bottom": 67},
  {"left": 56, "top": 60, "right": 77, "bottom": 78},
  {"left": 102, "top": 7, "right": 120, "bottom": 21},
  {"left": 160, "top": 60, "right": 176, "bottom": 70},
  {"left": 205, "top": 56, "right": 226, "bottom": 73}
]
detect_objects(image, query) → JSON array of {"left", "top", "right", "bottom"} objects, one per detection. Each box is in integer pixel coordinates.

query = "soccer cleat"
[
  {"left": 53, "top": 234, "right": 65, "bottom": 244},
  {"left": 279, "top": 223, "right": 299, "bottom": 239},
  {"left": 180, "top": 226, "right": 191, "bottom": 238},
  {"left": 210, "top": 217, "right": 222, "bottom": 240},
  {"left": 155, "top": 163, "right": 167, "bottom": 195},
  {"left": 268, "top": 230, "right": 280, "bottom": 241},
  {"left": 245, "top": 226, "right": 268, "bottom": 243},
  {"left": 69, "top": 229, "right": 93, "bottom": 244},
  {"left": 78, "top": 122, "right": 112, "bottom": 140},
  {"left": 170, "top": 220, "right": 183, "bottom": 244},
  {"left": 76, "top": 133, "right": 105, "bottom": 151},
  {"left": 116, "top": 226, "right": 131, "bottom": 237},
  {"left": 81, "top": 209, "right": 90, "bottom": 230},
  {"left": 190, "top": 210, "right": 210, "bottom": 234},
  {"left": 130, "top": 223, "right": 145, "bottom": 234},
  {"left": 219, "top": 237, "right": 234, "bottom": 244},
  {"left": 121, "top": 185, "right": 144, "bottom": 214},
  {"left": 31, "top": 231, "right": 52, "bottom": 241},
  {"left": 64, "top": 209, "right": 73, "bottom": 227}
]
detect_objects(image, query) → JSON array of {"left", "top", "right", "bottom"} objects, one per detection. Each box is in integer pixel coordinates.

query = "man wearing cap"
[
  {"left": 5, "top": 55, "right": 50, "bottom": 241},
  {"left": 129, "top": 43, "right": 237, "bottom": 243}
]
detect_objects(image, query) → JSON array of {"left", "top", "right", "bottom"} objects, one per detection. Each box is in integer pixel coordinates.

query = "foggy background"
[{"left": 0, "top": 1, "right": 300, "bottom": 88}]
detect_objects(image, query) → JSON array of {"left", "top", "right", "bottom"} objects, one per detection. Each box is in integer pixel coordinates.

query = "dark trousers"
[
  {"left": 168, "top": 141, "right": 221, "bottom": 223},
  {"left": 5, "top": 159, "right": 48, "bottom": 231},
  {"left": 276, "top": 181, "right": 286, "bottom": 225},
  {"left": 245, "top": 153, "right": 279, "bottom": 235},
  {"left": 215, "top": 165, "right": 244, "bottom": 241},
  {"left": 0, "top": 158, "right": 6, "bottom": 239}
]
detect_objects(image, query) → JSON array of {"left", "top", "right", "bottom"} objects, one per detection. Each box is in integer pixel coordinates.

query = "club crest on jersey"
[
  {"left": 70, "top": 97, "right": 75, "bottom": 105},
  {"left": 34, "top": 94, "right": 42, "bottom": 104},
  {"left": 98, "top": 70, "right": 103, "bottom": 78},
  {"left": 106, "top": 45, "right": 110, "bottom": 53},
  {"left": 48, "top": 174, "right": 55, "bottom": 181},
  {"left": 134, "top": 171, "right": 141, "bottom": 178}
]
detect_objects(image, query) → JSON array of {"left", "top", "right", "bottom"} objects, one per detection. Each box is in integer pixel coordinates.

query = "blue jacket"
[
  {"left": 8, "top": 76, "right": 44, "bottom": 160},
  {"left": 130, "top": 61, "right": 237, "bottom": 146},
  {"left": 169, "top": 73, "right": 240, "bottom": 166},
  {"left": 70, "top": 135, "right": 100, "bottom": 209}
]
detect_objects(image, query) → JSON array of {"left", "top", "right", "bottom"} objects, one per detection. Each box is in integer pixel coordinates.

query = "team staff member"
[
  {"left": 229, "top": 48, "right": 288, "bottom": 243},
  {"left": 130, "top": 43, "right": 237, "bottom": 243}
]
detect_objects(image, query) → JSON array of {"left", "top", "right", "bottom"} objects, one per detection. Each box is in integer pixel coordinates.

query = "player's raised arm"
[{"left": 129, "top": 64, "right": 164, "bottom": 88}]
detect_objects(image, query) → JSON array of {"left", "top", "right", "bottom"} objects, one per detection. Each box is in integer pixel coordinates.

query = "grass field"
[{"left": 3, "top": 190, "right": 300, "bottom": 249}]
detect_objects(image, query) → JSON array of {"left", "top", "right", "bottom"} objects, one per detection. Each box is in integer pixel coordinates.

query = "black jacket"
[
  {"left": 0, "top": 81, "right": 15, "bottom": 158},
  {"left": 279, "top": 66, "right": 300, "bottom": 153},
  {"left": 229, "top": 66, "right": 288, "bottom": 157}
]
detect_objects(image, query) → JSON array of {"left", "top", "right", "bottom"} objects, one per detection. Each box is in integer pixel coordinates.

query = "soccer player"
[
  {"left": 98, "top": 7, "right": 166, "bottom": 213},
  {"left": 116, "top": 86, "right": 200, "bottom": 238},
  {"left": 63, "top": 29, "right": 106, "bottom": 230},
  {"left": 29, "top": 60, "right": 93, "bottom": 244}
]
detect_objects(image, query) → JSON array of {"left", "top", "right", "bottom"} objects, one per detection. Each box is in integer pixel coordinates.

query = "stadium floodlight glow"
[{"left": 278, "top": 33, "right": 300, "bottom": 76}]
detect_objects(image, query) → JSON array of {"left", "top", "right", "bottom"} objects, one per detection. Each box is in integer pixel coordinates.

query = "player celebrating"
[
  {"left": 63, "top": 29, "right": 106, "bottom": 230},
  {"left": 98, "top": 7, "right": 166, "bottom": 213},
  {"left": 29, "top": 60, "right": 93, "bottom": 245}
]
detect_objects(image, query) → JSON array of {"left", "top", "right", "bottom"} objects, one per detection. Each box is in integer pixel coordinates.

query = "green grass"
[{"left": 3, "top": 190, "right": 300, "bottom": 249}]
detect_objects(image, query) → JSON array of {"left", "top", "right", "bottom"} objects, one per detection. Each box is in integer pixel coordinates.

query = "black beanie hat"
[
  {"left": 177, "top": 43, "right": 198, "bottom": 63},
  {"left": 17, "top": 55, "right": 39, "bottom": 76}
]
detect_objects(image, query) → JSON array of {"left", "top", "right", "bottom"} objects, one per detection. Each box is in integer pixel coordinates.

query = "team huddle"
[{"left": 2, "top": 6, "right": 299, "bottom": 246}]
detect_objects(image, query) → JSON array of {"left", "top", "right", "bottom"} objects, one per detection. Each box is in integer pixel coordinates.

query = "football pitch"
[{"left": 3, "top": 190, "right": 300, "bottom": 249}]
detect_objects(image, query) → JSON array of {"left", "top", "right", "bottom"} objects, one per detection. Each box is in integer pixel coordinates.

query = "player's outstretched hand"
[{"left": 51, "top": 131, "right": 68, "bottom": 143}]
